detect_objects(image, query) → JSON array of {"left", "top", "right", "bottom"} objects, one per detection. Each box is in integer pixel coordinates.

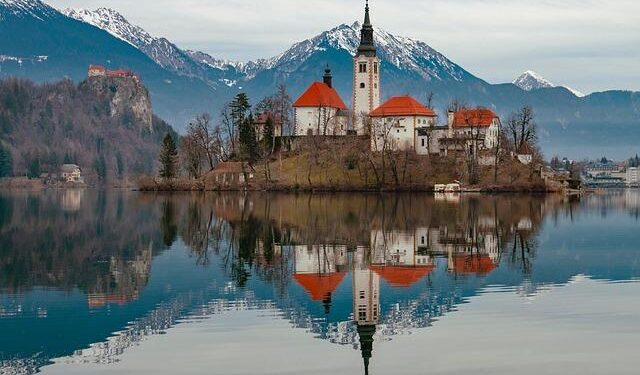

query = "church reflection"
[
  {"left": 7, "top": 190, "right": 621, "bottom": 375},
  {"left": 289, "top": 220, "right": 506, "bottom": 373}
]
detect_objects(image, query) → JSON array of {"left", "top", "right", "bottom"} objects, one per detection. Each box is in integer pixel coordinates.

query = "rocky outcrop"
[{"left": 83, "top": 75, "right": 153, "bottom": 131}]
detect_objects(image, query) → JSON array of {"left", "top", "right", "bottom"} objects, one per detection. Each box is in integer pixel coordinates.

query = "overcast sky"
[{"left": 45, "top": 0, "right": 640, "bottom": 94}]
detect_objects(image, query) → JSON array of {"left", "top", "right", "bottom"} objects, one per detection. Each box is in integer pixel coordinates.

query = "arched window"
[{"left": 360, "top": 83, "right": 365, "bottom": 89}]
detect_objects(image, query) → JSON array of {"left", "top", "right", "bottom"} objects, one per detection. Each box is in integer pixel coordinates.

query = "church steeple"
[{"left": 357, "top": 0, "right": 376, "bottom": 57}]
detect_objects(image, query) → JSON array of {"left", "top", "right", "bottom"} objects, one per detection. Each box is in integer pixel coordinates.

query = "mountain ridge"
[{"left": 2, "top": 1, "right": 639, "bottom": 158}]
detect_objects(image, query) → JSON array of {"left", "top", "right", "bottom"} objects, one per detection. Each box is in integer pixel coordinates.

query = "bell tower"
[{"left": 352, "top": 0, "right": 380, "bottom": 134}]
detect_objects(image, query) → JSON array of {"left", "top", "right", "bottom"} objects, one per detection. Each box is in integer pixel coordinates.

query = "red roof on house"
[
  {"left": 452, "top": 255, "right": 496, "bottom": 275},
  {"left": 369, "top": 265, "right": 434, "bottom": 287},
  {"left": 370, "top": 96, "right": 436, "bottom": 117},
  {"left": 293, "top": 82, "right": 348, "bottom": 110},
  {"left": 294, "top": 272, "right": 346, "bottom": 300},
  {"left": 452, "top": 109, "right": 498, "bottom": 128}
]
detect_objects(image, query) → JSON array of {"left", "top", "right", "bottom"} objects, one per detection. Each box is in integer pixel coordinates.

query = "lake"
[{"left": 1, "top": 190, "right": 639, "bottom": 375}]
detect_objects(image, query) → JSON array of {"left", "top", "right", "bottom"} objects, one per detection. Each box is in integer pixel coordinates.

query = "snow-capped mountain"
[
  {"left": 243, "top": 21, "right": 474, "bottom": 82},
  {"left": 0, "top": 0, "right": 57, "bottom": 20},
  {"left": 62, "top": 8, "right": 201, "bottom": 77},
  {"left": 62, "top": 7, "right": 476, "bottom": 87},
  {"left": 514, "top": 70, "right": 585, "bottom": 97},
  {"left": 513, "top": 70, "right": 555, "bottom": 91}
]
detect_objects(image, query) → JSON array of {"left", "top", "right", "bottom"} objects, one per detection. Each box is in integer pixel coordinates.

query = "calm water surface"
[{"left": 1, "top": 190, "right": 639, "bottom": 375}]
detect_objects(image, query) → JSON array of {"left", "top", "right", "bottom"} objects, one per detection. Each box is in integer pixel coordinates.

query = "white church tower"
[{"left": 352, "top": 0, "right": 381, "bottom": 134}]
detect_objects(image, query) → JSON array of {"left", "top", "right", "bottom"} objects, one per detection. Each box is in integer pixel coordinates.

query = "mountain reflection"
[{"left": 1, "top": 191, "right": 640, "bottom": 375}]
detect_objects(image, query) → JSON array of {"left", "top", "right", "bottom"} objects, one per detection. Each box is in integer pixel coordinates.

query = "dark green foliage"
[
  {"left": 0, "top": 144, "right": 13, "bottom": 177},
  {"left": 94, "top": 154, "right": 107, "bottom": 181},
  {"left": 159, "top": 133, "right": 178, "bottom": 179},
  {"left": 27, "top": 157, "right": 40, "bottom": 179},
  {"left": 239, "top": 115, "right": 258, "bottom": 162},
  {"left": 262, "top": 117, "right": 274, "bottom": 154},
  {"left": 230, "top": 93, "right": 251, "bottom": 127}
]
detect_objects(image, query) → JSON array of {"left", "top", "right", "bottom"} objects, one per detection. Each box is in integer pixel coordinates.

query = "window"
[
  {"left": 359, "top": 63, "right": 367, "bottom": 73},
  {"left": 421, "top": 139, "right": 425, "bottom": 147},
  {"left": 374, "top": 83, "right": 377, "bottom": 89},
  {"left": 360, "top": 82, "right": 365, "bottom": 89},
  {"left": 374, "top": 62, "right": 378, "bottom": 74}
]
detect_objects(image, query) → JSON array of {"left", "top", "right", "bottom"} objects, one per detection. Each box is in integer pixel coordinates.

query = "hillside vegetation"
[{"left": 0, "top": 77, "right": 175, "bottom": 183}]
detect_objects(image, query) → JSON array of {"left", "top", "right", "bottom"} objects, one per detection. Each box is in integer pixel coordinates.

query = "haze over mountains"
[{"left": 1, "top": 0, "right": 639, "bottom": 158}]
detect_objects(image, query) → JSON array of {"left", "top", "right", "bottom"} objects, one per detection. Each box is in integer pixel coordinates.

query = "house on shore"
[
  {"left": 206, "top": 162, "right": 254, "bottom": 189},
  {"left": 60, "top": 164, "right": 84, "bottom": 184}
]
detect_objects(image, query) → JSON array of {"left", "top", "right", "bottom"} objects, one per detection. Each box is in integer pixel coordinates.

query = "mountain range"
[{"left": 1, "top": 0, "right": 639, "bottom": 158}]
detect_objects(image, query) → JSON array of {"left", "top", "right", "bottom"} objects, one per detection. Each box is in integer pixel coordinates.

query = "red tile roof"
[
  {"left": 452, "top": 109, "right": 498, "bottom": 128},
  {"left": 293, "top": 82, "right": 348, "bottom": 110},
  {"left": 294, "top": 272, "right": 346, "bottom": 300},
  {"left": 370, "top": 96, "right": 436, "bottom": 117},
  {"left": 453, "top": 255, "right": 496, "bottom": 275},
  {"left": 369, "top": 265, "right": 434, "bottom": 287}
]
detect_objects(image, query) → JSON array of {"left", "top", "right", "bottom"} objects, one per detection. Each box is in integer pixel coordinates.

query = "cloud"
[{"left": 45, "top": 0, "right": 640, "bottom": 93}]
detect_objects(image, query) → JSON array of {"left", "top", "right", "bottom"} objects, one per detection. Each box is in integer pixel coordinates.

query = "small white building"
[
  {"left": 293, "top": 68, "right": 349, "bottom": 136},
  {"left": 60, "top": 164, "right": 84, "bottom": 183},
  {"left": 369, "top": 96, "right": 437, "bottom": 152}
]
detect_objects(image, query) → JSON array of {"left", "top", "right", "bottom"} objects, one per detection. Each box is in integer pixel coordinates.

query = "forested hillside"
[{"left": 0, "top": 77, "right": 175, "bottom": 183}]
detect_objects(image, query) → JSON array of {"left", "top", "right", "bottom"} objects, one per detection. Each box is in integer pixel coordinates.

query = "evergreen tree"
[
  {"left": 262, "top": 116, "right": 274, "bottom": 154},
  {"left": 0, "top": 144, "right": 13, "bottom": 177},
  {"left": 159, "top": 133, "right": 179, "bottom": 179},
  {"left": 27, "top": 157, "right": 40, "bottom": 179},
  {"left": 239, "top": 115, "right": 258, "bottom": 161},
  {"left": 230, "top": 93, "right": 251, "bottom": 127},
  {"left": 94, "top": 154, "right": 107, "bottom": 181}
]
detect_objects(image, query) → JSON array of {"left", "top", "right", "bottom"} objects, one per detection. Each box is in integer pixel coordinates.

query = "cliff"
[{"left": 81, "top": 75, "right": 153, "bottom": 131}]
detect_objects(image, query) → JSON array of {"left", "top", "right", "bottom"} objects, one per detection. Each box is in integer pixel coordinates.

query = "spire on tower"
[{"left": 357, "top": 0, "right": 376, "bottom": 57}]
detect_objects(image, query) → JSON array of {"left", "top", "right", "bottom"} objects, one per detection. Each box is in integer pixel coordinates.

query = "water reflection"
[{"left": 0, "top": 191, "right": 639, "bottom": 374}]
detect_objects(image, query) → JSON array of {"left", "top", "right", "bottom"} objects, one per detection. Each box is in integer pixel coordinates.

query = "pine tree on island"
[{"left": 159, "top": 133, "right": 178, "bottom": 179}]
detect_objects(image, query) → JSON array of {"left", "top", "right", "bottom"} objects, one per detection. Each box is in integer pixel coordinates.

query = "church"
[
  {"left": 293, "top": 0, "right": 380, "bottom": 136},
  {"left": 292, "top": 0, "right": 503, "bottom": 158}
]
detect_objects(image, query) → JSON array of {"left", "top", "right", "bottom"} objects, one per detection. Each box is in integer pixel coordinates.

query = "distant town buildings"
[{"left": 583, "top": 160, "right": 639, "bottom": 188}]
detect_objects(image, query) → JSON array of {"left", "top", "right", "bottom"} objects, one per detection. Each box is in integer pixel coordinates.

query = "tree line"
[{"left": 158, "top": 85, "right": 293, "bottom": 179}]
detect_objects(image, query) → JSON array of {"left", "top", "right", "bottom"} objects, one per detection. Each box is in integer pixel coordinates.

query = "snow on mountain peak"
[
  {"left": 257, "top": 21, "right": 472, "bottom": 82},
  {"left": 0, "top": 0, "right": 57, "bottom": 20},
  {"left": 513, "top": 70, "right": 585, "bottom": 97},
  {"left": 513, "top": 70, "right": 555, "bottom": 91},
  {"left": 62, "top": 7, "right": 154, "bottom": 47}
]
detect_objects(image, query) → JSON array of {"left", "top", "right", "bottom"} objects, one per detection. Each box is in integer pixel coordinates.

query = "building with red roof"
[
  {"left": 441, "top": 108, "right": 502, "bottom": 153},
  {"left": 293, "top": 67, "right": 350, "bottom": 136},
  {"left": 369, "top": 95, "right": 438, "bottom": 152}
]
